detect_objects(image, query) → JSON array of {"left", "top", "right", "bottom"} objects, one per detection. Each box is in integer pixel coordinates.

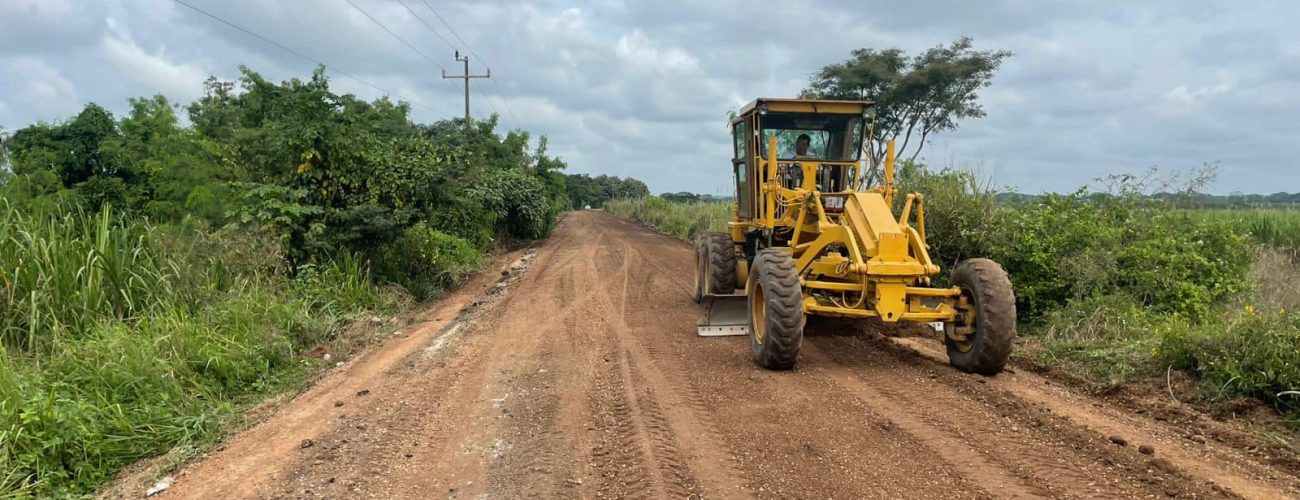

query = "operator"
[
  {"left": 790, "top": 133, "right": 814, "bottom": 159},
  {"left": 780, "top": 133, "right": 815, "bottom": 189}
]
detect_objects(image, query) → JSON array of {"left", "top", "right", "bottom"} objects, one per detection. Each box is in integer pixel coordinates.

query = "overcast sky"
[{"left": 1, "top": 0, "right": 1297, "bottom": 194}]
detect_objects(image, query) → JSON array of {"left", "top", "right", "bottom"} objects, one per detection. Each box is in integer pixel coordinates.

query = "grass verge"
[{"left": 0, "top": 201, "right": 480, "bottom": 496}]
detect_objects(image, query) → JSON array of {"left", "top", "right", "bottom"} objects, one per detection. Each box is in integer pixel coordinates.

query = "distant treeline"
[
  {"left": 605, "top": 190, "right": 1300, "bottom": 209},
  {"left": 996, "top": 191, "right": 1300, "bottom": 209},
  {"left": 564, "top": 173, "right": 648, "bottom": 209}
]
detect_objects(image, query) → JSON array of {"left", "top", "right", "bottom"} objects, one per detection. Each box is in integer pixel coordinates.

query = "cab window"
[{"left": 734, "top": 121, "right": 750, "bottom": 217}]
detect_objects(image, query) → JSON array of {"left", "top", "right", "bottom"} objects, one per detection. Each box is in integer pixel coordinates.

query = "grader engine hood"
[
  {"left": 837, "top": 192, "right": 937, "bottom": 321},
  {"left": 839, "top": 193, "right": 933, "bottom": 276}
]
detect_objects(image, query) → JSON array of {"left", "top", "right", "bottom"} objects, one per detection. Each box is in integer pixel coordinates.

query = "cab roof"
[{"left": 735, "top": 98, "right": 875, "bottom": 122}]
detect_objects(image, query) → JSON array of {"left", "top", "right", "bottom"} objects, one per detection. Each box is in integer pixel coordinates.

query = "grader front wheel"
[
  {"left": 945, "top": 258, "right": 1017, "bottom": 375},
  {"left": 748, "top": 249, "right": 804, "bottom": 370},
  {"left": 701, "top": 233, "right": 737, "bottom": 295}
]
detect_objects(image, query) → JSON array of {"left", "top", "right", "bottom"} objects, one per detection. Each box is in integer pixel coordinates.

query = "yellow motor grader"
[{"left": 693, "top": 98, "right": 1016, "bottom": 374}]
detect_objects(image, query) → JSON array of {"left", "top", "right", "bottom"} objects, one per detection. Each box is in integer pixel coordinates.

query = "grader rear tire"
[
  {"left": 748, "top": 249, "right": 804, "bottom": 370},
  {"left": 702, "top": 232, "right": 737, "bottom": 295},
  {"left": 945, "top": 258, "right": 1017, "bottom": 375}
]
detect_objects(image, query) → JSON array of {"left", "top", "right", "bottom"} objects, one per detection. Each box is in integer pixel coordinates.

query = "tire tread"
[
  {"left": 749, "top": 248, "right": 804, "bottom": 370},
  {"left": 946, "top": 258, "right": 1017, "bottom": 375},
  {"left": 703, "top": 233, "right": 737, "bottom": 294}
]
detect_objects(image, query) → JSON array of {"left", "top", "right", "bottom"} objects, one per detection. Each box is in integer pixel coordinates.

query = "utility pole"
[{"left": 442, "top": 50, "right": 490, "bottom": 121}]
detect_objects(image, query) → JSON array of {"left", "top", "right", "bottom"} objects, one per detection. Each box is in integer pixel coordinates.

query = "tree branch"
[{"left": 909, "top": 127, "right": 932, "bottom": 162}]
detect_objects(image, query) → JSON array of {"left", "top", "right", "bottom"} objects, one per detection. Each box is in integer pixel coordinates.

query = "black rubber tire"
[
  {"left": 748, "top": 248, "right": 804, "bottom": 370},
  {"left": 945, "top": 258, "right": 1017, "bottom": 375},
  {"left": 702, "top": 232, "right": 737, "bottom": 295},
  {"left": 691, "top": 237, "right": 706, "bottom": 303}
]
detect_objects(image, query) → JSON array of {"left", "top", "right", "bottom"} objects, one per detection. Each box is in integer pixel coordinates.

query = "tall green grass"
[
  {"left": 603, "top": 197, "right": 731, "bottom": 240},
  {"left": 1196, "top": 209, "right": 1300, "bottom": 255},
  {"left": 0, "top": 201, "right": 402, "bottom": 496},
  {"left": 0, "top": 202, "right": 201, "bottom": 352}
]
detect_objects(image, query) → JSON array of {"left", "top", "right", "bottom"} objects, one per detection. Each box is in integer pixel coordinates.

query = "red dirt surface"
[{"left": 137, "top": 211, "right": 1300, "bottom": 499}]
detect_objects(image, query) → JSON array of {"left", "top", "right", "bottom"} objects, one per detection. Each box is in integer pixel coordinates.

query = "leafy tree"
[
  {"left": 7, "top": 103, "right": 123, "bottom": 193},
  {"left": 661, "top": 192, "right": 700, "bottom": 204},
  {"left": 101, "top": 95, "right": 231, "bottom": 220},
  {"left": 802, "top": 37, "right": 1010, "bottom": 165},
  {"left": 188, "top": 76, "right": 239, "bottom": 140}
]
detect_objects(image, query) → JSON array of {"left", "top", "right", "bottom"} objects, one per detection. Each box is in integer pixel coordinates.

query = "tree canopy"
[
  {"left": 801, "top": 37, "right": 1011, "bottom": 166},
  {"left": 1, "top": 65, "right": 573, "bottom": 271}
]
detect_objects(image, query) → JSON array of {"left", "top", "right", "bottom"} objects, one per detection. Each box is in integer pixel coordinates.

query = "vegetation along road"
[{"left": 115, "top": 211, "right": 1299, "bottom": 499}]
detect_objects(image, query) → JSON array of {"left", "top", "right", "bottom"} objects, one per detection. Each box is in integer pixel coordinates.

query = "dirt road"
[{"left": 148, "top": 211, "right": 1300, "bottom": 499}]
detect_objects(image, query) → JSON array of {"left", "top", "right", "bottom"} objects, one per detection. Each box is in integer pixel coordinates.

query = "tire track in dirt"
[
  {"left": 606, "top": 236, "right": 753, "bottom": 498},
  {"left": 795, "top": 339, "right": 1046, "bottom": 498},
  {"left": 606, "top": 235, "right": 772, "bottom": 498},
  {"left": 581, "top": 238, "right": 703, "bottom": 498},
  {"left": 803, "top": 337, "right": 1158, "bottom": 499},
  {"left": 889, "top": 336, "right": 1300, "bottom": 499}
]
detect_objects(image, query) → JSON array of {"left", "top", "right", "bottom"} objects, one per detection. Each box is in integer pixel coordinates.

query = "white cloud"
[
  {"left": 10, "top": 57, "right": 78, "bottom": 105},
  {"left": 100, "top": 18, "right": 208, "bottom": 104},
  {"left": 0, "top": 0, "right": 1297, "bottom": 194},
  {"left": 615, "top": 29, "right": 700, "bottom": 74}
]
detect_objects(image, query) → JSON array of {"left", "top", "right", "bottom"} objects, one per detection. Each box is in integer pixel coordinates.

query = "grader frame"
[{"left": 694, "top": 98, "right": 1016, "bottom": 374}]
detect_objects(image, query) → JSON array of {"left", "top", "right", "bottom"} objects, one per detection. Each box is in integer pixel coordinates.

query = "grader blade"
[{"left": 697, "top": 294, "right": 748, "bottom": 337}]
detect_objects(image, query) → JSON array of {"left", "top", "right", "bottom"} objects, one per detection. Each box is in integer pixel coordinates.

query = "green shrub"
[
  {"left": 373, "top": 224, "right": 481, "bottom": 300},
  {"left": 477, "top": 168, "right": 555, "bottom": 242},
  {"left": 1154, "top": 250, "right": 1300, "bottom": 411},
  {"left": 1158, "top": 309, "right": 1300, "bottom": 410},
  {"left": 1030, "top": 294, "right": 1166, "bottom": 385},
  {"left": 1113, "top": 211, "right": 1249, "bottom": 319},
  {"left": 895, "top": 163, "right": 1001, "bottom": 268},
  {"left": 426, "top": 201, "right": 497, "bottom": 249}
]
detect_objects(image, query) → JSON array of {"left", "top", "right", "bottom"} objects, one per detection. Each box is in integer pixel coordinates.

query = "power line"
[
  {"left": 173, "top": 0, "right": 453, "bottom": 118},
  {"left": 485, "top": 93, "right": 513, "bottom": 129},
  {"left": 396, "top": 0, "right": 458, "bottom": 53},
  {"left": 395, "top": 0, "right": 507, "bottom": 126},
  {"left": 342, "top": 0, "right": 445, "bottom": 71},
  {"left": 486, "top": 77, "right": 522, "bottom": 130},
  {"left": 419, "top": 0, "right": 487, "bottom": 69},
  {"left": 418, "top": 0, "right": 522, "bottom": 128}
]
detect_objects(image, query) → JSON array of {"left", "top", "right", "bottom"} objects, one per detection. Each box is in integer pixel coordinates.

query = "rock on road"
[{"left": 147, "top": 211, "right": 1300, "bottom": 499}]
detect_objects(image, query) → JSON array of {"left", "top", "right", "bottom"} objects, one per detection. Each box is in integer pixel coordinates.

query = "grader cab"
[{"left": 693, "top": 98, "right": 1017, "bottom": 374}]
